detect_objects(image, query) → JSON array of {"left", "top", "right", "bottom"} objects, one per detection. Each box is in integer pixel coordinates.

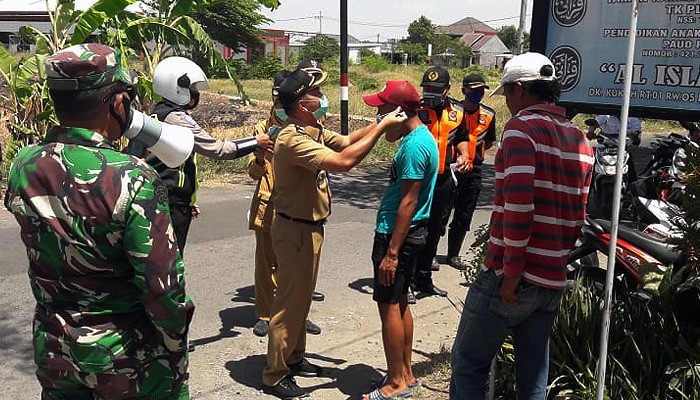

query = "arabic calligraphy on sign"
[
  {"left": 551, "top": 46, "right": 582, "bottom": 92},
  {"left": 552, "top": 0, "right": 587, "bottom": 27}
]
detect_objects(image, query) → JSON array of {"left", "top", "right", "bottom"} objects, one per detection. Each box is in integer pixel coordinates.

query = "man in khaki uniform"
[
  {"left": 262, "top": 68, "right": 408, "bottom": 399},
  {"left": 248, "top": 69, "right": 321, "bottom": 338}
]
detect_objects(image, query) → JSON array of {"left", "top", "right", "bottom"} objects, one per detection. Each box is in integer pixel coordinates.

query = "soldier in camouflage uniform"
[{"left": 3, "top": 43, "right": 194, "bottom": 400}]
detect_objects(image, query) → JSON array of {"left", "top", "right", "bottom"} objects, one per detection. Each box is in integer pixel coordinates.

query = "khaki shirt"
[
  {"left": 272, "top": 120, "right": 346, "bottom": 222},
  {"left": 248, "top": 120, "right": 275, "bottom": 230}
]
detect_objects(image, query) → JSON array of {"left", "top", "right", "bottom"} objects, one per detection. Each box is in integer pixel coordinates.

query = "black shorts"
[{"left": 371, "top": 225, "right": 427, "bottom": 304}]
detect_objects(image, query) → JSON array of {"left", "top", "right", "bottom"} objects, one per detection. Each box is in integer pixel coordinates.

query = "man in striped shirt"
[{"left": 449, "top": 52, "right": 594, "bottom": 400}]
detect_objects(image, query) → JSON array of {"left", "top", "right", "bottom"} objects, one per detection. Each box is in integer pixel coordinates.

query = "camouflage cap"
[{"left": 46, "top": 43, "right": 134, "bottom": 91}]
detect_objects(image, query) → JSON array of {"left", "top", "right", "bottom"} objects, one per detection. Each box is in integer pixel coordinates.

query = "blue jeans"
[{"left": 450, "top": 269, "right": 563, "bottom": 400}]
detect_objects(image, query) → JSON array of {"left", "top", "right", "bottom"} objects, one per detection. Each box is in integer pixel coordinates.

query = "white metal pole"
[{"left": 595, "top": 1, "right": 639, "bottom": 399}]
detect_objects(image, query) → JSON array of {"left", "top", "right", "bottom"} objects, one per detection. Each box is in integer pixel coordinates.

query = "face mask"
[
  {"left": 313, "top": 95, "right": 330, "bottom": 120},
  {"left": 274, "top": 108, "right": 288, "bottom": 122},
  {"left": 422, "top": 92, "right": 446, "bottom": 109},
  {"left": 185, "top": 90, "right": 200, "bottom": 110},
  {"left": 466, "top": 89, "right": 485, "bottom": 104},
  {"left": 268, "top": 125, "right": 282, "bottom": 140}
]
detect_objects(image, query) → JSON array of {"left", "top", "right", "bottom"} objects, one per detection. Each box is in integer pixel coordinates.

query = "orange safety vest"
[
  {"left": 463, "top": 105, "right": 495, "bottom": 172},
  {"left": 418, "top": 100, "right": 465, "bottom": 174}
]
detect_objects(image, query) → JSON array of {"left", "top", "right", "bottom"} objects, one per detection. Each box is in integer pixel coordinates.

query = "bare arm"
[
  {"left": 319, "top": 107, "right": 406, "bottom": 172},
  {"left": 378, "top": 179, "right": 422, "bottom": 286}
]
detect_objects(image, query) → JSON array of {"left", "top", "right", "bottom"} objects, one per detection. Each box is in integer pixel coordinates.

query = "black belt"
[{"left": 276, "top": 212, "right": 326, "bottom": 226}]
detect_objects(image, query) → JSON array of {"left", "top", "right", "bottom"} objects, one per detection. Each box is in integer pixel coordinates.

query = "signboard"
[{"left": 531, "top": 0, "right": 700, "bottom": 120}]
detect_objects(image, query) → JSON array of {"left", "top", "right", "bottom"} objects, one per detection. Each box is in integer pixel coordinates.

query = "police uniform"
[
  {"left": 262, "top": 119, "right": 345, "bottom": 387},
  {"left": 4, "top": 43, "right": 193, "bottom": 400},
  {"left": 414, "top": 95, "right": 467, "bottom": 291},
  {"left": 447, "top": 103, "right": 496, "bottom": 260}
]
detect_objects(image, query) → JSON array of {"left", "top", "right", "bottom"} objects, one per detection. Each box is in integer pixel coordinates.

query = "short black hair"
[
  {"left": 517, "top": 69, "right": 561, "bottom": 103},
  {"left": 50, "top": 82, "right": 129, "bottom": 115}
]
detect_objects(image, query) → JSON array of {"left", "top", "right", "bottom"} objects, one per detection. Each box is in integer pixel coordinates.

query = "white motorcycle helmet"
[{"left": 153, "top": 56, "right": 209, "bottom": 106}]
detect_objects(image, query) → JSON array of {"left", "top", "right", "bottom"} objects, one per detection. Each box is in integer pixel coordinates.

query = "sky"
[
  {"left": 0, "top": 0, "right": 532, "bottom": 42},
  {"left": 259, "top": 0, "right": 533, "bottom": 42}
]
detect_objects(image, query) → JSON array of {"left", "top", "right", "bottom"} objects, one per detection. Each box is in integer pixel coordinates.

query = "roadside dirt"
[
  {"left": 189, "top": 93, "right": 373, "bottom": 134},
  {"left": 188, "top": 92, "right": 455, "bottom": 399}
]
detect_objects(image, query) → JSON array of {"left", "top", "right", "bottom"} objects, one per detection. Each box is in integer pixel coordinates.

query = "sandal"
[
  {"left": 363, "top": 387, "right": 413, "bottom": 400},
  {"left": 369, "top": 375, "right": 421, "bottom": 391}
]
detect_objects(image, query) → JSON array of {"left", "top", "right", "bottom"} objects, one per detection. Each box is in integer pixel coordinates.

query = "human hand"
[
  {"left": 499, "top": 275, "right": 521, "bottom": 304},
  {"left": 455, "top": 155, "right": 472, "bottom": 173},
  {"left": 378, "top": 106, "right": 407, "bottom": 128},
  {"left": 256, "top": 133, "right": 274, "bottom": 152},
  {"left": 378, "top": 253, "right": 398, "bottom": 286},
  {"left": 191, "top": 204, "right": 201, "bottom": 219}
]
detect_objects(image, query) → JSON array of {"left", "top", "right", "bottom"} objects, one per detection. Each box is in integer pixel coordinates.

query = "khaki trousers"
[
  {"left": 254, "top": 229, "right": 277, "bottom": 320},
  {"left": 263, "top": 216, "right": 324, "bottom": 386}
]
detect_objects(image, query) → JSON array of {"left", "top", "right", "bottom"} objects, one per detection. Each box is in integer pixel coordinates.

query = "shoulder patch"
[
  {"left": 479, "top": 114, "right": 488, "bottom": 125},
  {"left": 448, "top": 110, "right": 458, "bottom": 122}
]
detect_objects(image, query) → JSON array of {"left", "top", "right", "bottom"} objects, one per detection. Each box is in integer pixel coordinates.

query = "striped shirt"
[{"left": 484, "top": 104, "right": 594, "bottom": 290}]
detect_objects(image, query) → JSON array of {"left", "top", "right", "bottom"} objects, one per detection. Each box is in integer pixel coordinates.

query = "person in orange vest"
[
  {"left": 411, "top": 66, "right": 469, "bottom": 301},
  {"left": 447, "top": 73, "right": 497, "bottom": 269}
]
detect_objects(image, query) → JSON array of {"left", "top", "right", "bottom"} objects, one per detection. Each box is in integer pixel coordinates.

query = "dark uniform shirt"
[{"left": 4, "top": 126, "right": 194, "bottom": 373}]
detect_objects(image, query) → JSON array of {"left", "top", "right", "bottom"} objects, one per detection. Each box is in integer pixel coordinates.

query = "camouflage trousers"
[{"left": 36, "top": 358, "right": 189, "bottom": 400}]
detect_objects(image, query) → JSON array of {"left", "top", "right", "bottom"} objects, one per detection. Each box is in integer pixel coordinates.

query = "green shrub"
[
  {"left": 494, "top": 274, "right": 700, "bottom": 399},
  {"left": 349, "top": 71, "right": 380, "bottom": 91},
  {"left": 248, "top": 55, "right": 283, "bottom": 80},
  {"left": 362, "top": 54, "right": 390, "bottom": 74}
]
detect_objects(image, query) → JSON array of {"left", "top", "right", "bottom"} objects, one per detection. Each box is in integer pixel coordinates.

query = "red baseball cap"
[{"left": 363, "top": 80, "right": 420, "bottom": 113}]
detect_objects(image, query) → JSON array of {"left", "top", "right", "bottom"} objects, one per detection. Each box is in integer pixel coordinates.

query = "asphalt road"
[
  {"left": 0, "top": 164, "right": 492, "bottom": 400},
  {"left": 0, "top": 133, "right": 660, "bottom": 399}
]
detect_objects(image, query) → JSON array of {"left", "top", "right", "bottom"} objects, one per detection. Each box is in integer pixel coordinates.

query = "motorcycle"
[
  {"left": 585, "top": 118, "right": 636, "bottom": 220},
  {"left": 567, "top": 215, "right": 679, "bottom": 297},
  {"left": 624, "top": 135, "right": 696, "bottom": 240}
]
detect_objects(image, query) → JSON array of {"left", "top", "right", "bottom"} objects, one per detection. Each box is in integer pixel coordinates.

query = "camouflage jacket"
[{"left": 3, "top": 126, "right": 194, "bottom": 373}]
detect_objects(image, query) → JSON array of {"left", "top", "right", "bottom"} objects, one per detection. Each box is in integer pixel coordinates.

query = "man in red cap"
[
  {"left": 362, "top": 80, "right": 439, "bottom": 400},
  {"left": 262, "top": 69, "right": 408, "bottom": 399}
]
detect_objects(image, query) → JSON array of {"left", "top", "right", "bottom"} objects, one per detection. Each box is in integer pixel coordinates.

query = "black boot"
[{"left": 447, "top": 226, "right": 468, "bottom": 261}]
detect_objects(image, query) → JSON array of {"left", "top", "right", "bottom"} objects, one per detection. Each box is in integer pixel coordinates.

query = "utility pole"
[
  {"left": 517, "top": 0, "right": 528, "bottom": 54},
  {"left": 340, "top": 0, "right": 348, "bottom": 135},
  {"left": 314, "top": 10, "right": 323, "bottom": 34}
]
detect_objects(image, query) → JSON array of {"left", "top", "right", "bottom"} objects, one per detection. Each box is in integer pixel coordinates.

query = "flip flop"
[
  {"left": 369, "top": 375, "right": 422, "bottom": 391},
  {"left": 363, "top": 387, "right": 413, "bottom": 400}
]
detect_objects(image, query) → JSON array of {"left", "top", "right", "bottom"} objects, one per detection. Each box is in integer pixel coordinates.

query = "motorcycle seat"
[{"left": 592, "top": 218, "right": 680, "bottom": 264}]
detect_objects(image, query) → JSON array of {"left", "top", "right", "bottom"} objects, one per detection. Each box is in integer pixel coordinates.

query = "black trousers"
[
  {"left": 170, "top": 204, "right": 193, "bottom": 256},
  {"left": 448, "top": 173, "right": 482, "bottom": 258},
  {"left": 413, "top": 173, "right": 455, "bottom": 289}
]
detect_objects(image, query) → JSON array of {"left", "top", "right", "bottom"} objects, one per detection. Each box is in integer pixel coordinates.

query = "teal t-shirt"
[{"left": 375, "top": 124, "right": 439, "bottom": 234}]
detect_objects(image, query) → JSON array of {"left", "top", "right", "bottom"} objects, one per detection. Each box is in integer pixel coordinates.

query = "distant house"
[
  {"left": 0, "top": 11, "right": 51, "bottom": 52},
  {"left": 436, "top": 17, "right": 511, "bottom": 69},
  {"left": 287, "top": 32, "right": 381, "bottom": 64}
]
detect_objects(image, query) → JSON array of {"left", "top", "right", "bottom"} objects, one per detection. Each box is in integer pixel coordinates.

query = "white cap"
[{"left": 490, "top": 52, "right": 556, "bottom": 96}]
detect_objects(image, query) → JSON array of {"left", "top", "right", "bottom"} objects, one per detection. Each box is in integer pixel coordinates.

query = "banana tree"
[
  {"left": 102, "top": 0, "right": 280, "bottom": 105},
  {"left": 0, "top": 0, "right": 137, "bottom": 177}
]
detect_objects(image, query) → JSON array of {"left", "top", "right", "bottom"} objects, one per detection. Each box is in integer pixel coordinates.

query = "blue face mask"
[
  {"left": 466, "top": 89, "right": 485, "bottom": 104},
  {"left": 274, "top": 108, "right": 288, "bottom": 122},
  {"left": 313, "top": 95, "right": 330, "bottom": 120}
]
